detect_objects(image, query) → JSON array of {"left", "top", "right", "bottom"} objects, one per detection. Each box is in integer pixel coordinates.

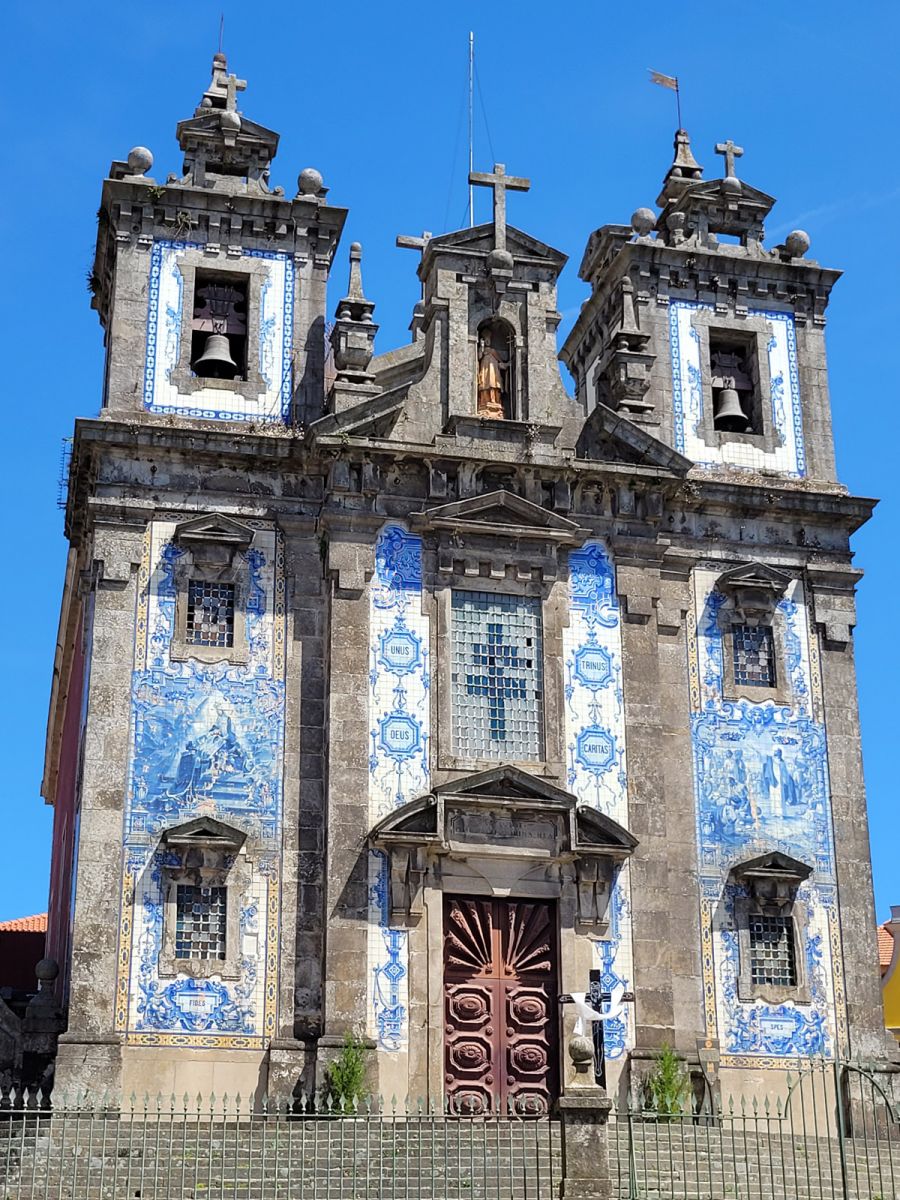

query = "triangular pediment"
[
  {"left": 410, "top": 490, "right": 587, "bottom": 543},
  {"left": 162, "top": 816, "right": 247, "bottom": 851},
  {"left": 683, "top": 180, "right": 776, "bottom": 210},
  {"left": 173, "top": 512, "right": 254, "bottom": 547},
  {"left": 371, "top": 794, "right": 440, "bottom": 840},
  {"left": 308, "top": 389, "right": 406, "bottom": 441},
  {"left": 717, "top": 561, "right": 792, "bottom": 593},
  {"left": 426, "top": 223, "right": 567, "bottom": 270},
  {"left": 575, "top": 805, "right": 639, "bottom": 856},
  {"left": 578, "top": 403, "right": 691, "bottom": 472},
  {"left": 731, "top": 850, "right": 812, "bottom": 882},
  {"left": 176, "top": 113, "right": 279, "bottom": 153},
  {"left": 435, "top": 764, "right": 575, "bottom": 806}
]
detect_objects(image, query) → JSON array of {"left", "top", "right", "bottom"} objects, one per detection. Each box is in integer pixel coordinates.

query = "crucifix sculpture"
[
  {"left": 714, "top": 139, "right": 744, "bottom": 181},
  {"left": 468, "top": 163, "right": 530, "bottom": 253}
]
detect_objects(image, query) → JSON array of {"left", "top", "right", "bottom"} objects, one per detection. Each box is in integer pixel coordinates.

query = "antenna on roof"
[
  {"left": 218, "top": 13, "right": 224, "bottom": 56},
  {"left": 468, "top": 32, "right": 475, "bottom": 228}
]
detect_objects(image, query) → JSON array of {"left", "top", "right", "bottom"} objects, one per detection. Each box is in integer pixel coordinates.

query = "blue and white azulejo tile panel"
[
  {"left": 143, "top": 240, "right": 294, "bottom": 422},
  {"left": 689, "top": 567, "right": 845, "bottom": 1063},
  {"left": 115, "top": 520, "right": 285, "bottom": 1049},
  {"left": 563, "top": 541, "right": 634, "bottom": 1061},
  {"left": 367, "top": 524, "right": 430, "bottom": 1052},
  {"left": 669, "top": 301, "right": 805, "bottom": 477}
]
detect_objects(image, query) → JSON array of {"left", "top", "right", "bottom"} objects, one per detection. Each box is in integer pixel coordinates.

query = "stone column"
[
  {"left": 810, "top": 569, "right": 889, "bottom": 1059},
  {"left": 55, "top": 520, "right": 145, "bottom": 1098}
]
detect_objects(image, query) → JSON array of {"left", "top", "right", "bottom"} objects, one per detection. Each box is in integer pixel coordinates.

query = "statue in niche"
[{"left": 476, "top": 323, "right": 511, "bottom": 420}]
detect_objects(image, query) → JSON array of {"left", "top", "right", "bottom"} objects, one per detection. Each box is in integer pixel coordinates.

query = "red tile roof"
[
  {"left": 0, "top": 913, "right": 47, "bottom": 933},
  {"left": 879, "top": 923, "right": 895, "bottom": 975}
]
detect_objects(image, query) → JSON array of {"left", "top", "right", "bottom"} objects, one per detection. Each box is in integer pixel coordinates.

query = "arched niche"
[{"left": 475, "top": 318, "right": 516, "bottom": 420}]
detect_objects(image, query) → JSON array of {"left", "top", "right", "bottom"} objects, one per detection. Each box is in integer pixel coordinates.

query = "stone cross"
[
  {"left": 468, "top": 163, "right": 530, "bottom": 252},
  {"left": 395, "top": 231, "right": 432, "bottom": 258},
  {"left": 715, "top": 139, "right": 744, "bottom": 180},
  {"left": 225, "top": 72, "right": 247, "bottom": 112}
]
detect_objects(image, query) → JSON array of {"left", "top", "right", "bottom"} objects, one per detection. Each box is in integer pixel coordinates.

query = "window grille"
[
  {"left": 748, "top": 912, "right": 797, "bottom": 988},
  {"left": 732, "top": 623, "right": 776, "bottom": 688},
  {"left": 451, "top": 591, "right": 544, "bottom": 761},
  {"left": 175, "top": 884, "right": 227, "bottom": 960},
  {"left": 186, "top": 580, "right": 235, "bottom": 648}
]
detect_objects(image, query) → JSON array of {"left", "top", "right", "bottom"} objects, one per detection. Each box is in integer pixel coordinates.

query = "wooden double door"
[{"left": 443, "top": 897, "right": 558, "bottom": 1116}]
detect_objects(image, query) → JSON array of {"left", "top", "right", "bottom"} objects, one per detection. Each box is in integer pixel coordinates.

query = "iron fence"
[
  {"left": 1, "top": 1059, "right": 898, "bottom": 1200},
  {"left": 0, "top": 1092, "right": 560, "bottom": 1200},
  {"left": 611, "top": 1058, "right": 900, "bottom": 1200}
]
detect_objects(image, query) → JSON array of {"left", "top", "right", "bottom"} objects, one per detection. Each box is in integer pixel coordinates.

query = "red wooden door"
[{"left": 443, "top": 897, "right": 558, "bottom": 1116}]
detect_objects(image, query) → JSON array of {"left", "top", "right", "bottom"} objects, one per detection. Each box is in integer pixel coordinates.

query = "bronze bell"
[
  {"left": 193, "top": 333, "right": 238, "bottom": 379},
  {"left": 714, "top": 387, "right": 749, "bottom": 432}
]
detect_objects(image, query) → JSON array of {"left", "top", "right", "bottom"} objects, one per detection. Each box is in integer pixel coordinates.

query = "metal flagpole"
[
  {"left": 468, "top": 32, "right": 475, "bottom": 227},
  {"left": 649, "top": 69, "right": 682, "bottom": 128}
]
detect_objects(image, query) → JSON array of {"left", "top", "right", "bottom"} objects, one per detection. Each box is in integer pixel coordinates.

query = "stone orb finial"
[
  {"left": 631, "top": 207, "right": 656, "bottom": 236},
  {"left": 127, "top": 146, "right": 153, "bottom": 176},
  {"left": 487, "top": 247, "right": 514, "bottom": 271},
  {"left": 351, "top": 241, "right": 362, "bottom": 253},
  {"left": 298, "top": 167, "right": 324, "bottom": 196},
  {"left": 35, "top": 958, "right": 59, "bottom": 984},
  {"left": 221, "top": 109, "right": 241, "bottom": 133},
  {"left": 213, "top": 51, "right": 227, "bottom": 66},
  {"left": 785, "top": 229, "right": 811, "bottom": 258}
]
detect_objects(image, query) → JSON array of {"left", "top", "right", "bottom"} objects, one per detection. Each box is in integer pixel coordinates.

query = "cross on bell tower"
[
  {"left": 715, "top": 139, "right": 744, "bottom": 187},
  {"left": 468, "top": 163, "right": 530, "bottom": 253}
]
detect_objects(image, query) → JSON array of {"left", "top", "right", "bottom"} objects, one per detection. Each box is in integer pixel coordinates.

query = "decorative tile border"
[
  {"left": 114, "top": 521, "right": 285, "bottom": 1050},
  {"left": 689, "top": 568, "right": 847, "bottom": 1065},
  {"left": 366, "top": 524, "right": 430, "bottom": 1051},
  {"left": 143, "top": 240, "right": 294, "bottom": 422},
  {"left": 563, "top": 541, "right": 633, "bottom": 1061},
  {"left": 669, "top": 301, "right": 806, "bottom": 477}
]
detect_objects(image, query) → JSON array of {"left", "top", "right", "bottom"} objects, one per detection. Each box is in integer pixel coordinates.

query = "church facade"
[{"left": 42, "top": 57, "right": 887, "bottom": 1109}]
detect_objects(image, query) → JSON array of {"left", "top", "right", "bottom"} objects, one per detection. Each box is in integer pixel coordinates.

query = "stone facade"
[{"left": 41, "top": 56, "right": 890, "bottom": 1108}]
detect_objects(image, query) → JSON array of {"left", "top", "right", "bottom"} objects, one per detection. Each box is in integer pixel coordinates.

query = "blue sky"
[{"left": 1, "top": 0, "right": 898, "bottom": 924}]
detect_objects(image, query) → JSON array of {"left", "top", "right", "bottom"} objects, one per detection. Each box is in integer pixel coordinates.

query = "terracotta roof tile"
[
  {"left": 879, "top": 923, "right": 895, "bottom": 974},
  {"left": 0, "top": 913, "right": 47, "bottom": 933}
]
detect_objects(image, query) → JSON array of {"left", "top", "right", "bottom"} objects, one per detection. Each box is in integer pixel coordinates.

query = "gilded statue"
[{"left": 476, "top": 335, "right": 509, "bottom": 420}]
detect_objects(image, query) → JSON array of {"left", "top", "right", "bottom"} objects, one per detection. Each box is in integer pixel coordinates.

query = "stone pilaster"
[
  {"left": 55, "top": 519, "right": 145, "bottom": 1098},
  {"left": 318, "top": 534, "right": 375, "bottom": 1080},
  {"left": 615, "top": 552, "right": 675, "bottom": 1051},
  {"left": 810, "top": 570, "right": 888, "bottom": 1058}
]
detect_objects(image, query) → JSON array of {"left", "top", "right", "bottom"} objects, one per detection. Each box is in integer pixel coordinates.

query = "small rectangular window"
[
  {"left": 732, "top": 623, "right": 776, "bottom": 688},
  {"left": 451, "top": 591, "right": 544, "bottom": 762},
  {"left": 175, "top": 884, "right": 227, "bottom": 960},
  {"left": 748, "top": 912, "right": 797, "bottom": 987},
  {"left": 186, "top": 580, "right": 235, "bottom": 648}
]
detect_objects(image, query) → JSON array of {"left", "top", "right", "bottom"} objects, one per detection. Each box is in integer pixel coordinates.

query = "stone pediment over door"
[{"left": 370, "top": 764, "right": 636, "bottom": 931}]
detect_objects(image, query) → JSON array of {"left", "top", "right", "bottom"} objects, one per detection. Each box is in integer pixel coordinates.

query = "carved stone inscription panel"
[{"left": 443, "top": 897, "right": 558, "bottom": 1116}]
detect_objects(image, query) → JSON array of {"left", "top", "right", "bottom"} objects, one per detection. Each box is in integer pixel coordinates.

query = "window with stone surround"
[
  {"left": 450, "top": 590, "right": 544, "bottom": 762},
  {"left": 185, "top": 580, "right": 236, "bottom": 649},
  {"left": 748, "top": 911, "right": 797, "bottom": 988},
  {"left": 174, "top": 884, "right": 227, "bottom": 961},
  {"left": 731, "top": 623, "right": 776, "bottom": 689}
]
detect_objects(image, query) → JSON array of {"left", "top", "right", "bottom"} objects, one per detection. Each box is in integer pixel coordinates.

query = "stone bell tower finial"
[
  {"left": 657, "top": 129, "right": 704, "bottom": 206},
  {"left": 175, "top": 54, "right": 277, "bottom": 192}
]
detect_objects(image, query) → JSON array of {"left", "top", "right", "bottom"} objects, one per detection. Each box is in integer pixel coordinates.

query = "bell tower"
[
  {"left": 91, "top": 53, "right": 346, "bottom": 426},
  {"left": 561, "top": 129, "right": 839, "bottom": 482}
]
